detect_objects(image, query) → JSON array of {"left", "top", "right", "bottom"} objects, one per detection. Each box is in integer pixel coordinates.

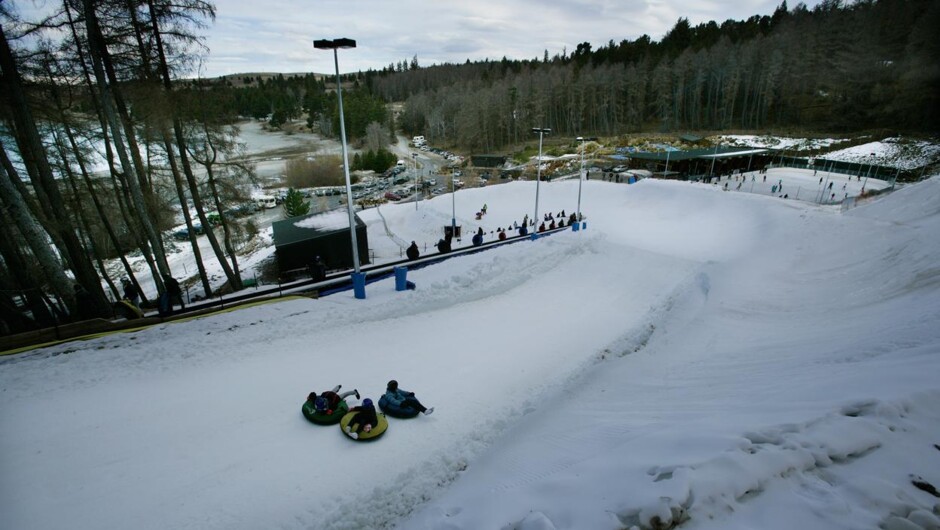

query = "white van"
[
  {"left": 255, "top": 195, "right": 276, "bottom": 209},
  {"left": 412, "top": 135, "right": 426, "bottom": 146}
]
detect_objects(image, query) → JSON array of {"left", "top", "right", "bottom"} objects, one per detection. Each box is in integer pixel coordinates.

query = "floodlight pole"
[
  {"left": 864, "top": 152, "right": 874, "bottom": 189},
  {"left": 576, "top": 136, "right": 596, "bottom": 228},
  {"left": 451, "top": 167, "right": 456, "bottom": 234},
  {"left": 413, "top": 152, "right": 419, "bottom": 210},
  {"left": 709, "top": 142, "right": 719, "bottom": 178},
  {"left": 532, "top": 128, "right": 551, "bottom": 239},
  {"left": 315, "top": 37, "right": 364, "bottom": 297}
]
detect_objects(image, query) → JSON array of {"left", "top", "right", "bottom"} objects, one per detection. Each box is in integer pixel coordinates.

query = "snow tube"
[
  {"left": 302, "top": 399, "right": 349, "bottom": 425},
  {"left": 114, "top": 300, "right": 143, "bottom": 320},
  {"left": 378, "top": 395, "right": 420, "bottom": 418},
  {"left": 339, "top": 411, "right": 388, "bottom": 441}
]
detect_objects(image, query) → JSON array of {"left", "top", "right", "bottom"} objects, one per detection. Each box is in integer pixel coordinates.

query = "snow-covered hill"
[{"left": 2, "top": 175, "right": 938, "bottom": 530}]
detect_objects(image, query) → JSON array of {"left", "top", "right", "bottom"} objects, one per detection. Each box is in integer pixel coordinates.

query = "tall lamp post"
[
  {"left": 314, "top": 37, "right": 365, "bottom": 299},
  {"left": 412, "top": 152, "right": 419, "bottom": 210},
  {"left": 575, "top": 136, "right": 596, "bottom": 231},
  {"left": 709, "top": 142, "right": 720, "bottom": 179},
  {"left": 451, "top": 167, "right": 457, "bottom": 236},
  {"left": 864, "top": 152, "right": 875, "bottom": 191},
  {"left": 532, "top": 128, "right": 551, "bottom": 239}
]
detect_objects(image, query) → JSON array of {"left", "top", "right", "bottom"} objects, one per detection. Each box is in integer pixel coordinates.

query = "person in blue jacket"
[{"left": 384, "top": 380, "right": 434, "bottom": 416}]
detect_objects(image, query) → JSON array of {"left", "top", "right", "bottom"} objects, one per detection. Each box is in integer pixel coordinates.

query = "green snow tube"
[
  {"left": 302, "top": 399, "right": 349, "bottom": 425},
  {"left": 339, "top": 411, "right": 388, "bottom": 441}
]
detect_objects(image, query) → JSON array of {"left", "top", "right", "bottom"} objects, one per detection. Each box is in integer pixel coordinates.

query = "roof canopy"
[
  {"left": 272, "top": 211, "right": 365, "bottom": 248},
  {"left": 614, "top": 146, "right": 770, "bottom": 162}
]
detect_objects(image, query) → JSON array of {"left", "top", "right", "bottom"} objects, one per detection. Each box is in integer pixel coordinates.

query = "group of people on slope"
[
  {"left": 307, "top": 380, "right": 433, "bottom": 440},
  {"left": 403, "top": 206, "right": 583, "bottom": 259}
]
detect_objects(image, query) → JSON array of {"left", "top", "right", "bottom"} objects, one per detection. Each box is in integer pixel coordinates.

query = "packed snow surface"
[{"left": 2, "top": 175, "right": 940, "bottom": 530}]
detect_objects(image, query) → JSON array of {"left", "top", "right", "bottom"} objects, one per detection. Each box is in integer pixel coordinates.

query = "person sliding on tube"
[
  {"left": 384, "top": 380, "right": 434, "bottom": 416},
  {"left": 308, "top": 385, "right": 359, "bottom": 415},
  {"left": 345, "top": 398, "right": 378, "bottom": 439}
]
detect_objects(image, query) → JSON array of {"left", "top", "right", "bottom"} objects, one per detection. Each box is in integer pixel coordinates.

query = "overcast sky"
[
  {"left": 200, "top": 0, "right": 823, "bottom": 77},
  {"left": 14, "top": 0, "right": 820, "bottom": 78}
]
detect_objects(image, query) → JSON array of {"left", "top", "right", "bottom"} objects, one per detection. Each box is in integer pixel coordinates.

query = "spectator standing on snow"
[
  {"left": 159, "top": 274, "right": 184, "bottom": 315},
  {"left": 472, "top": 228, "right": 484, "bottom": 246},
  {"left": 121, "top": 277, "right": 140, "bottom": 308},
  {"left": 73, "top": 284, "right": 95, "bottom": 321},
  {"left": 308, "top": 255, "right": 327, "bottom": 282},
  {"left": 406, "top": 241, "right": 420, "bottom": 261}
]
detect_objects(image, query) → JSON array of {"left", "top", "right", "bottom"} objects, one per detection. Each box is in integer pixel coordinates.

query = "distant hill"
[{"left": 210, "top": 72, "right": 328, "bottom": 88}]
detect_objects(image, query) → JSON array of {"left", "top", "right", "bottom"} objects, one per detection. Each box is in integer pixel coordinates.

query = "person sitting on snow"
[
  {"left": 344, "top": 398, "right": 378, "bottom": 439},
  {"left": 308, "top": 385, "right": 359, "bottom": 415},
  {"left": 384, "top": 380, "right": 433, "bottom": 416}
]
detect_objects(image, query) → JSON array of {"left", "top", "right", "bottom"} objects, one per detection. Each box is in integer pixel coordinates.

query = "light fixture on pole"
[
  {"left": 864, "top": 152, "right": 875, "bottom": 189},
  {"left": 532, "top": 128, "right": 551, "bottom": 239},
  {"left": 412, "top": 152, "right": 419, "bottom": 210},
  {"left": 314, "top": 37, "right": 365, "bottom": 299},
  {"left": 575, "top": 136, "right": 596, "bottom": 231}
]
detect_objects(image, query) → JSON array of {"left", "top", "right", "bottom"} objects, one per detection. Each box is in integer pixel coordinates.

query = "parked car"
[
  {"left": 385, "top": 191, "right": 401, "bottom": 201},
  {"left": 172, "top": 223, "right": 204, "bottom": 240}
]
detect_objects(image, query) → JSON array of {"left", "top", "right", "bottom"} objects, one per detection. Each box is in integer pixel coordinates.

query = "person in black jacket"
[
  {"left": 308, "top": 255, "right": 327, "bottom": 282},
  {"left": 436, "top": 235, "right": 452, "bottom": 254},
  {"left": 159, "top": 274, "right": 184, "bottom": 315},
  {"left": 406, "top": 241, "right": 420, "bottom": 260},
  {"left": 72, "top": 284, "right": 95, "bottom": 321},
  {"left": 121, "top": 277, "right": 140, "bottom": 307},
  {"left": 344, "top": 398, "right": 378, "bottom": 439}
]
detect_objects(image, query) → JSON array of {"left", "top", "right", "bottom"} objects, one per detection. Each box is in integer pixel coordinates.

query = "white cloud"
[{"left": 13, "top": 0, "right": 824, "bottom": 77}]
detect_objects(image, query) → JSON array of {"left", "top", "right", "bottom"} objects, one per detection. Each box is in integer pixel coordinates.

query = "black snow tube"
[{"left": 378, "top": 395, "right": 420, "bottom": 418}]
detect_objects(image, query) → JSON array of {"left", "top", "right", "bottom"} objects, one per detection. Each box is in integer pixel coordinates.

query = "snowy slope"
[{"left": 2, "top": 177, "right": 939, "bottom": 530}]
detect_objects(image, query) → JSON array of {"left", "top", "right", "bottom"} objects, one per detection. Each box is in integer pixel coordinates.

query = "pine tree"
[{"left": 282, "top": 188, "right": 310, "bottom": 217}]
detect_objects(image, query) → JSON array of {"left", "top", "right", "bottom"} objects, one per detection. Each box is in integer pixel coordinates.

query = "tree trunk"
[
  {"left": 81, "top": 0, "right": 171, "bottom": 285},
  {"left": 63, "top": 2, "right": 162, "bottom": 293},
  {"left": 0, "top": 142, "right": 75, "bottom": 306},
  {"left": 0, "top": 24, "right": 110, "bottom": 317},
  {"left": 146, "top": 0, "right": 240, "bottom": 290},
  {"left": 162, "top": 127, "right": 213, "bottom": 295}
]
